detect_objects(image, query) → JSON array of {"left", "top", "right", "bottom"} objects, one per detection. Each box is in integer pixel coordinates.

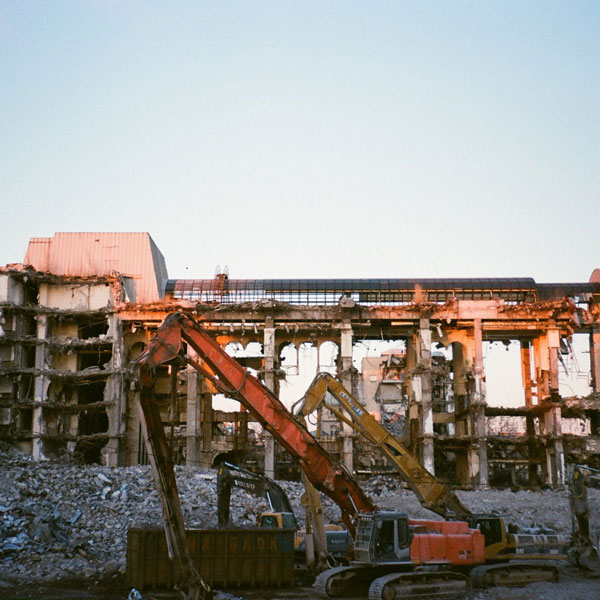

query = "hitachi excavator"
[
  {"left": 295, "top": 372, "right": 573, "bottom": 591},
  {"left": 134, "top": 313, "right": 487, "bottom": 600}
]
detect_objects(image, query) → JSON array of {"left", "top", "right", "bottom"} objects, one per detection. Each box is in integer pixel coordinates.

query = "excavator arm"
[
  {"left": 136, "top": 313, "right": 375, "bottom": 536},
  {"left": 296, "top": 372, "right": 471, "bottom": 519},
  {"left": 568, "top": 464, "right": 600, "bottom": 570},
  {"left": 216, "top": 462, "right": 296, "bottom": 528}
]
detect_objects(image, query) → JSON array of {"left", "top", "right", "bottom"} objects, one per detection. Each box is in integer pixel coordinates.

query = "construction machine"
[
  {"left": 134, "top": 313, "right": 488, "bottom": 599},
  {"left": 296, "top": 372, "right": 569, "bottom": 589},
  {"left": 568, "top": 464, "right": 600, "bottom": 571},
  {"left": 217, "top": 462, "right": 351, "bottom": 567}
]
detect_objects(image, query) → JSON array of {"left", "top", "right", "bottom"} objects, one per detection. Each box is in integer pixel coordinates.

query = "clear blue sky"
[{"left": 2, "top": 1, "right": 599, "bottom": 282}]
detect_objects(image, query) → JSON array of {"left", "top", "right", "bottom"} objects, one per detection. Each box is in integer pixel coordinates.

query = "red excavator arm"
[{"left": 136, "top": 313, "right": 375, "bottom": 535}]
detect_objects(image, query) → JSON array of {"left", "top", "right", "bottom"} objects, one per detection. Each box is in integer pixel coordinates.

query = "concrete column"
[
  {"left": 102, "top": 314, "right": 124, "bottom": 466},
  {"left": 200, "top": 384, "right": 213, "bottom": 469},
  {"left": 590, "top": 325, "right": 600, "bottom": 394},
  {"left": 520, "top": 340, "right": 539, "bottom": 486},
  {"left": 520, "top": 340, "right": 534, "bottom": 407},
  {"left": 340, "top": 321, "right": 354, "bottom": 473},
  {"left": 469, "top": 319, "right": 488, "bottom": 487},
  {"left": 452, "top": 342, "right": 470, "bottom": 484},
  {"left": 414, "top": 318, "right": 434, "bottom": 475},
  {"left": 533, "top": 335, "right": 550, "bottom": 404},
  {"left": 32, "top": 313, "right": 48, "bottom": 461},
  {"left": 186, "top": 370, "right": 201, "bottom": 467},
  {"left": 263, "top": 319, "right": 276, "bottom": 479},
  {"left": 407, "top": 319, "right": 434, "bottom": 474},
  {"left": 544, "top": 328, "right": 565, "bottom": 486}
]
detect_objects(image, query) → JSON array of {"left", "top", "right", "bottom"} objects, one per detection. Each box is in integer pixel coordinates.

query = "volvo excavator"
[
  {"left": 134, "top": 313, "right": 487, "bottom": 600},
  {"left": 216, "top": 462, "right": 351, "bottom": 568},
  {"left": 295, "top": 372, "right": 574, "bottom": 591}
]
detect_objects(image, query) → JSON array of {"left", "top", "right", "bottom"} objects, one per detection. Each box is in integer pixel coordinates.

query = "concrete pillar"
[
  {"left": 32, "top": 313, "right": 48, "bottom": 461},
  {"left": 416, "top": 318, "right": 434, "bottom": 475},
  {"left": 407, "top": 319, "right": 434, "bottom": 474},
  {"left": 263, "top": 319, "right": 276, "bottom": 479},
  {"left": 452, "top": 342, "right": 470, "bottom": 484},
  {"left": 533, "top": 335, "right": 550, "bottom": 403},
  {"left": 520, "top": 340, "right": 534, "bottom": 407},
  {"left": 340, "top": 321, "right": 354, "bottom": 473},
  {"left": 469, "top": 319, "right": 488, "bottom": 487},
  {"left": 590, "top": 325, "right": 600, "bottom": 394},
  {"left": 520, "top": 340, "right": 539, "bottom": 485},
  {"left": 200, "top": 384, "right": 213, "bottom": 469},
  {"left": 102, "top": 314, "right": 125, "bottom": 467},
  {"left": 544, "top": 328, "right": 565, "bottom": 486},
  {"left": 186, "top": 370, "right": 201, "bottom": 467}
]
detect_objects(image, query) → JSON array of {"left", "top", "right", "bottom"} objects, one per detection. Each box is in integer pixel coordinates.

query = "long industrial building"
[{"left": 1, "top": 232, "right": 599, "bottom": 488}]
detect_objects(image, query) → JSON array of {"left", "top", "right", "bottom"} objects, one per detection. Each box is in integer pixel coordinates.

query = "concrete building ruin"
[{"left": 1, "top": 232, "right": 600, "bottom": 489}]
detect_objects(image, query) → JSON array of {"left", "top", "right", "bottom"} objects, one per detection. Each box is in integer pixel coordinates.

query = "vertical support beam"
[
  {"left": 32, "top": 312, "right": 48, "bottom": 461},
  {"left": 590, "top": 325, "right": 600, "bottom": 394},
  {"left": 406, "top": 335, "right": 418, "bottom": 455},
  {"left": 590, "top": 325, "right": 600, "bottom": 436},
  {"left": 469, "top": 319, "right": 488, "bottom": 487},
  {"left": 340, "top": 320, "right": 354, "bottom": 473},
  {"left": 186, "top": 370, "right": 201, "bottom": 467},
  {"left": 520, "top": 340, "right": 534, "bottom": 407},
  {"left": 413, "top": 317, "right": 434, "bottom": 475},
  {"left": 200, "top": 383, "right": 213, "bottom": 469},
  {"left": 263, "top": 318, "right": 276, "bottom": 479},
  {"left": 545, "top": 328, "right": 565, "bottom": 486},
  {"left": 452, "top": 341, "right": 469, "bottom": 484},
  {"left": 103, "top": 313, "right": 125, "bottom": 466},
  {"left": 521, "top": 340, "right": 539, "bottom": 486}
]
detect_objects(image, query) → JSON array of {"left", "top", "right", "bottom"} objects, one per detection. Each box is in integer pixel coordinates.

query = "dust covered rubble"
[{"left": 1, "top": 444, "right": 599, "bottom": 588}]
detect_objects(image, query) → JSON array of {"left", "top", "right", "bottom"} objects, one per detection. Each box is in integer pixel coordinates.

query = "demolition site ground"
[{"left": 1, "top": 443, "right": 599, "bottom": 600}]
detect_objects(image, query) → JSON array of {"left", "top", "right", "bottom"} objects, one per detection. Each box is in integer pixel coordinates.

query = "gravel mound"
[{"left": 1, "top": 442, "right": 599, "bottom": 590}]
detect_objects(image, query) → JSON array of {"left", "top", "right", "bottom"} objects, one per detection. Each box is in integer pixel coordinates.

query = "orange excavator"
[
  {"left": 296, "top": 372, "right": 570, "bottom": 591},
  {"left": 134, "top": 313, "right": 486, "bottom": 599}
]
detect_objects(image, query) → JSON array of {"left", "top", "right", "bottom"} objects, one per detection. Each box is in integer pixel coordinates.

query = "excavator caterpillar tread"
[
  {"left": 368, "top": 571, "right": 470, "bottom": 600},
  {"left": 314, "top": 565, "right": 393, "bottom": 598},
  {"left": 470, "top": 561, "right": 559, "bottom": 588}
]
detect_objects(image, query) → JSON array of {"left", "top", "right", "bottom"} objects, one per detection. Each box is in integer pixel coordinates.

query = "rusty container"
[{"left": 126, "top": 527, "right": 295, "bottom": 590}]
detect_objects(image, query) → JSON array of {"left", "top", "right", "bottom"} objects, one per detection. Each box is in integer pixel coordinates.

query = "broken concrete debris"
[{"left": 1, "top": 442, "right": 599, "bottom": 590}]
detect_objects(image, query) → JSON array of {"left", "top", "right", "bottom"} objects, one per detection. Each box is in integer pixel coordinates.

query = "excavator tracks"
[
  {"left": 368, "top": 571, "right": 470, "bottom": 600},
  {"left": 470, "top": 561, "right": 559, "bottom": 587},
  {"left": 314, "top": 565, "right": 394, "bottom": 597}
]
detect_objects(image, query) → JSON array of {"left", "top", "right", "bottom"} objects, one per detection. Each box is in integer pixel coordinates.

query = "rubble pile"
[{"left": 1, "top": 442, "right": 599, "bottom": 589}]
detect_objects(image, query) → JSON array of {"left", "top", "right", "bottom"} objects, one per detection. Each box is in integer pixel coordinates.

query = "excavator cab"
[
  {"left": 354, "top": 512, "right": 412, "bottom": 565},
  {"left": 259, "top": 512, "right": 297, "bottom": 530}
]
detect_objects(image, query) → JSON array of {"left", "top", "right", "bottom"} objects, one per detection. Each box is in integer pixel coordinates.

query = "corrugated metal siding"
[{"left": 23, "top": 233, "right": 168, "bottom": 303}]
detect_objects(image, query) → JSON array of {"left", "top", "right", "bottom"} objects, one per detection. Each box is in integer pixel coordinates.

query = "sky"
[{"left": 1, "top": 1, "right": 599, "bottom": 283}]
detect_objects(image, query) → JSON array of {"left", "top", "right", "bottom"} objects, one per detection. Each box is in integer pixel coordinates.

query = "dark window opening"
[{"left": 78, "top": 319, "right": 109, "bottom": 340}]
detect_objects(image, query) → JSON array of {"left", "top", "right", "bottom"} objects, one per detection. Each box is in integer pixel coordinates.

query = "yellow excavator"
[
  {"left": 568, "top": 464, "right": 600, "bottom": 571},
  {"left": 295, "top": 372, "right": 575, "bottom": 586}
]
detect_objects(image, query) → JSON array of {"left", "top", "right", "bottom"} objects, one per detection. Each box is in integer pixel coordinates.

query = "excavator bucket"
[{"left": 576, "top": 544, "right": 600, "bottom": 572}]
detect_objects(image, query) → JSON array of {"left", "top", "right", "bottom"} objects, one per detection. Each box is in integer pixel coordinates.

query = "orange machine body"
[{"left": 408, "top": 519, "right": 486, "bottom": 566}]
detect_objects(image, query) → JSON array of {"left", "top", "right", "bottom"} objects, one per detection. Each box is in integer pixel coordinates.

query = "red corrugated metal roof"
[{"left": 24, "top": 232, "right": 168, "bottom": 303}]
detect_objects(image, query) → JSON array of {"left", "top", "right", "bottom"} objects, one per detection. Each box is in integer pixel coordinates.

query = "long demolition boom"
[
  {"left": 296, "top": 372, "right": 471, "bottom": 519},
  {"left": 134, "top": 313, "right": 376, "bottom": 595}
]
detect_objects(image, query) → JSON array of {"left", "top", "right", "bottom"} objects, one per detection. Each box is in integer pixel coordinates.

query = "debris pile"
[{"left": 1, "top": 442, "right": 599, "bottom": 589}]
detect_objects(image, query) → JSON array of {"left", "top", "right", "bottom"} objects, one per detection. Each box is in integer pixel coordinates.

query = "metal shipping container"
[{"left": 127, "top": 528, "right": 295, "bottom": 590}]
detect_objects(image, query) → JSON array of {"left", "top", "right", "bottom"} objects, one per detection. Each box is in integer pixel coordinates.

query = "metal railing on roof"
[{"left": 162, "top": 277, "right": 584, "bottom": 306}]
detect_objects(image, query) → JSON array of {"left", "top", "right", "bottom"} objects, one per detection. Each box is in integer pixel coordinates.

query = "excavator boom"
[
  {"left": 136, "top": 313, "right": 375, "bottom": 536},
  {"left": 297, "top": 372, "right": 470, "bottom": 519}
]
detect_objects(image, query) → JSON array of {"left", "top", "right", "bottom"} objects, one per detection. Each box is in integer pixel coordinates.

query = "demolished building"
[{"left": 1, "top": 232, "right": 599, "bottom": 488}]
